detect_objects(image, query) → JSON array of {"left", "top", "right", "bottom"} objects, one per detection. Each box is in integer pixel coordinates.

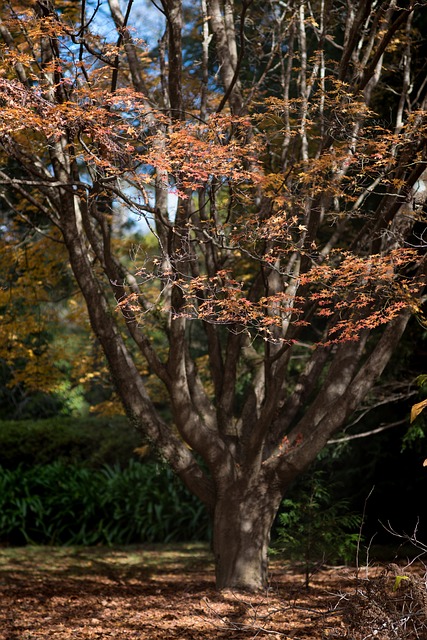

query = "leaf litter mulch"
[{"left": 1, "top": 544, "right": 426, "bottom": 640}]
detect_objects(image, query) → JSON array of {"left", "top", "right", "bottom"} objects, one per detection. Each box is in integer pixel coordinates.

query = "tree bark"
[{"left": 213, "top": 476, "right": 282, "bottom": 590}]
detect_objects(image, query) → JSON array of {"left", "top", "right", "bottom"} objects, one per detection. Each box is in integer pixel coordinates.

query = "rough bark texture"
[{"left": 213, "top": 478, "right": 282, "bottom": 590}]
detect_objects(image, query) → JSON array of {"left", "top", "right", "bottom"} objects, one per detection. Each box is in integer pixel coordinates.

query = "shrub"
[
  {"left": 0, "top": 460, "right": 210, "bottom": 545},
  {"left": 0, "top": 416, "right": 142, "bottom": 469},
  {"left": 274, "top": 471, "right": 362, "bottom": 587}
]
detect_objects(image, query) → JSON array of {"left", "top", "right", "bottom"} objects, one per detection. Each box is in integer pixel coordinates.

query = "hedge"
[{"left": 0, "top": 416, "right": 142, "bottom": 469}]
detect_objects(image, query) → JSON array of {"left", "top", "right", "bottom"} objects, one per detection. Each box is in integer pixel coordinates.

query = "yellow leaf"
[
  {"left": 393, "top": 575, "right": 409, "bottom": 591},
  {"left": 410, "top": 399, "right": 427, "bottom": 423}
]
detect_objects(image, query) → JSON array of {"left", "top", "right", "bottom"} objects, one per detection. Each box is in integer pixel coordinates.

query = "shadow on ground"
[{"left": 1, "top": 545, "right": 423, "bottom": 639}]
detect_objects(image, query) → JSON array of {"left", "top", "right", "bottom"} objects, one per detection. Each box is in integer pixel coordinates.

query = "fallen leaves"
[{"left": 3, "top": 545, "right": 423, "bottom": 640}]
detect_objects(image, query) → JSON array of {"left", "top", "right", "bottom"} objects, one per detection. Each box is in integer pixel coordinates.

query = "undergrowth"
[{"left": 0, "top": 460, "right": 210, "bottom": 545}]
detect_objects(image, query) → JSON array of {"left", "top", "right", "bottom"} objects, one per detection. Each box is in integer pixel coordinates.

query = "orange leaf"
[{"left": 410, "top": 399, "right": 427, "bottom": 423}]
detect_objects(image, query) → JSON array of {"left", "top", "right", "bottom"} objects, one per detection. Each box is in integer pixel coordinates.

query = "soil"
[{"left": 0, "top": 545, "right": 425, "bottom": 639}]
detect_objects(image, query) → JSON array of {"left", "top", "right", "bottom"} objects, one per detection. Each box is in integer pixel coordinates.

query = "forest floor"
[{"left": 1, "top": 544, "right": 426, "bottom": 639}]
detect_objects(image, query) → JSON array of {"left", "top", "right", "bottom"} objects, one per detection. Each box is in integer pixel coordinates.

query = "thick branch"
[
  {"left": 274, "top": 310, "right": 412, "bottom": 485},
  {"left": 208, "top": 0, "right": 244, "bottom": 114}
]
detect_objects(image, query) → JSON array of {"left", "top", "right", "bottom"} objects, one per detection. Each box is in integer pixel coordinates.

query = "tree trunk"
[{"left": 213, "top": 478, "right": 282, "bottom": 591}]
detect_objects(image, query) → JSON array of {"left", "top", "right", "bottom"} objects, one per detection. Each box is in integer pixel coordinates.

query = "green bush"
[
  {"left": 274, "top": 471, "right": 362, "bottom": 587},
  {"left": 0, "top": 460, "right": 210, "bottom": 545},
  {"left": 0, "top": 416, "right": 142, "bottom": 469}
]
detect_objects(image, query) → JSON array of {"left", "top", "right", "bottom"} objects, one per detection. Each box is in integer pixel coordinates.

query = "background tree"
[
  {"left": 0, "top": 197, "right": 118, "bottom": 419},
  {"left": 0, "top": 0, "right": 426, "bottom": 590}
]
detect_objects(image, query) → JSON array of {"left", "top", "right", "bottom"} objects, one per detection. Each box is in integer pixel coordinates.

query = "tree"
[
  {"left": 0, "top": 201, "right": 117, "bottom": 419},
  {"left": 0, "top": 0, "right": 426, "bottom": 590}
]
